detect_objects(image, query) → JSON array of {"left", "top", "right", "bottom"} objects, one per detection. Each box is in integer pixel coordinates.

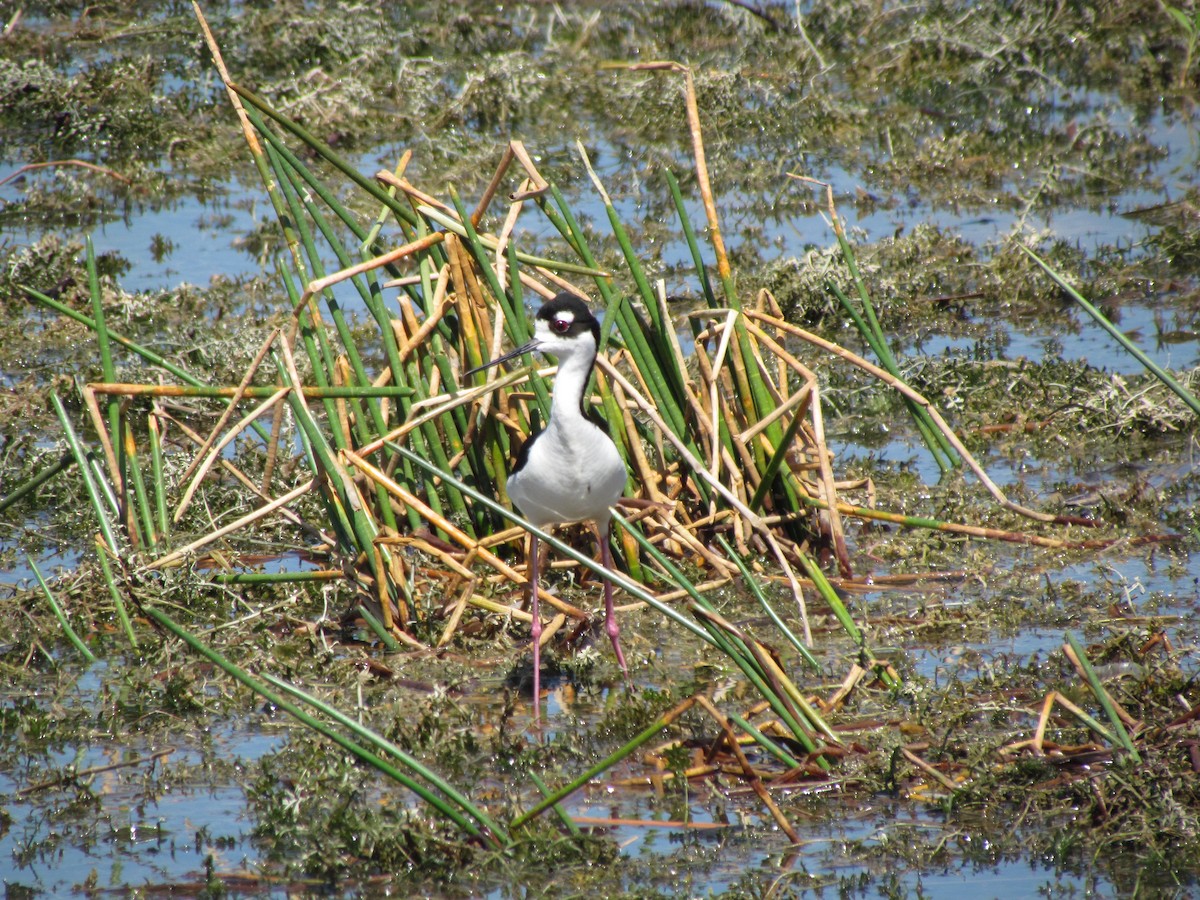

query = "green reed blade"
[
  {"left": 232, "top": 83, "right": 421, "bottom": 230},
  {"left": 716, "top": 535, "right": 819, "bottom": 673},
  {"left": 617, "top": 511, "right": 823, "bottom": 754},
  {"left": 276, "top": 258, "right": 345, "bottom": 448},
  {"left": 24, "top": 286, "right": 273, "bottom": 445},
  {"left": 527, "top": 770, "right": 582, "bottom": 837},
  {"left": 269, "top": 147, "right": 403, "bottom": 534},
  {"left": 1022, "top": 244, "right": 1200, "bottom": 419},
  {"left": 50, "top": 392, "right": 118, "bottom": 552},
  {"left": 95, "top": 539, "right": 138, "bottom": 650},
  {"left": 826, "top": 278, "right": 956, "bottom": 471},
  {"left": 794, "top": 547, "right": 899, "bottom": 690},
  {"left": 726, "top": 712, "right": 802, "bottom": 769},
  {"left": 511, "top": 707, "right": 676, "bottom": 828},
  {"left": 0, "top": 451, "right": 73, "bottom": 516},
  {"left": 85, "top": 236, "right": 119, "bottom": 460},
  {"left": 209, "top": 570, "right": 342, "bottom": 585},
  {"left": 544, "top": 185, "right": 693, "bottom": 447},
  {"left": 121, "top": 415, "right": 157, "bottom": 549},
  {"left": 143, "top": 605, "right": 505, "bottom": 847},
  {"left": 666, "top": 169, "right": 717, "bottom": 308},
  {"left": 259, "top": 672, "right": 510, "bottom": 844},
  {"left": 147, "top": 413, "right": 169, "bottom": 539},
  {"left": 747, "top": 395, "right": 810, "bottom": 514},
  {"left": 30, "top": 556, "right": 97, "bottom": 664},
  {"left": 356, "top": 603, "right": 401, "bottom": 651},
  {"left": 1064, "top": 632, "right": 1142, "bottom": 761},
  {"left": 244, "top": 104, "right": 402, "bottom": 272}
]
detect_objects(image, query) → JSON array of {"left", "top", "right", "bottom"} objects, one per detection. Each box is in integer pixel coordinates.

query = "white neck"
[{"left": 548, "top": 344, "right": 596, "bottom": 424}]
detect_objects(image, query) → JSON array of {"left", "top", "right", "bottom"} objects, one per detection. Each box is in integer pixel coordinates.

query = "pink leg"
[
  {"left": 598, "top": 522, "right": 632, "bottom": 689},
  {"left": 527, "top": 533, "right": 542, "bottom": 725}
]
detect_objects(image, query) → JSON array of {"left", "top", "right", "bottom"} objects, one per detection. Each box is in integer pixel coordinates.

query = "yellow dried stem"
[
  {"left": 347, "top": 448, "right": 586, "bottom": 622},
  {"left": 146, "top": 478, "right": 316, "bottom": 571},
  {"left": 179, "top": 329, "right": 278, "bottom": 488},
  {"left": 174, "top": 387, "right": 290, "bottom": 525},
  {"left": 749, "top": 307, "right": 1060, "bottom": 524}
]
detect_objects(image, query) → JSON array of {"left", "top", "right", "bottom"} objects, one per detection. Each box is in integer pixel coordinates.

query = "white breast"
[{"left": 506, "top": 418, "right": 625, "bottom": 529}]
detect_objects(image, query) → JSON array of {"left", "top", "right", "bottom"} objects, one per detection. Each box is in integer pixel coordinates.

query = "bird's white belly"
[{"left": 506, "top": 421, "right": 625, "bottom": 528}]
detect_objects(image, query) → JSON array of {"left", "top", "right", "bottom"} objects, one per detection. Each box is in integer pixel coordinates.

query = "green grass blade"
[
  {"left": 716, "top": 535, "right": 820, "bottom": 673},
  {"left": 1064, "top": 632, "right": 1142, "bottom": 762},
  {"left": 726, "top": 712, "right": 802, "bottom": 769},
  {"left": 121, "top": 416, "right": 157, "bottom": 549},
  {"left": 511, "top": 708, "right": 676, "bottom": 828},
  {"left": 95, "top": 540, "right": 138, "bottom": 650},
  {"left": 29, "top": 556, "right": 97, "bottom": 664},
  {"left": 142, "top": 605, "right": 505, "bottom": 847},
  {"left": 50, "top": 392, "right": 119, "bottom": 552},
  {"left": 232, "top": 83, "right": 421, "bottom": 230},
  {"left": 85, "top": 236, "right": 119, "bottom": 470},
  {"left": 147, "top": 413, "right": 169, "bottom": 539},
  {"left": 1021, "top": 244, "right": 1200, "bottom": 419},
  {"left": 259, "top": 673, "right": 511, "bottom": 844},
  {"left": 665, "top": 168, "right": 717, "bottom": 308},
  {"left": 0, "top": 451, "right": 74, "bottom": 516},
  {"left": 794, "top": 547, "right": 900, "bottom": 690},
  {"left": 355, "top": 603, "right": 401, "bottom": 651}
]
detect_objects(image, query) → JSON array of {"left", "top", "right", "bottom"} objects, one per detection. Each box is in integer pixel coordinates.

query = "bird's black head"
[{"left": 535, "top": 292, "right": 601, "bottom": 346}]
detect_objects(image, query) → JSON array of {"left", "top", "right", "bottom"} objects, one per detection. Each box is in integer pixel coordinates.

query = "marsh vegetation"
[{"left": 3, "top": 2, "right": 1200, "bottom": 897}]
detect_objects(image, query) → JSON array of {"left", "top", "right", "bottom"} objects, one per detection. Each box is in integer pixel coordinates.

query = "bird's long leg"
[
  {"left": 596, "top": 518, "right": 632, "bottom": 690},
  {"left": 527, "top": 531, "right": 543, "bottom": 725}
]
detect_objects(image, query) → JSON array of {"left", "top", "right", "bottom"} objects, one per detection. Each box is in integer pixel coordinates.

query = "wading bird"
[{"left": 469, "top": 292, "right": 629, "bottom": 720}]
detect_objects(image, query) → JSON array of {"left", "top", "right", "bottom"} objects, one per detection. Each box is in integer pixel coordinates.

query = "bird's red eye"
[{"left": 551, "top": 316, "right": 571, "bottom": 334}]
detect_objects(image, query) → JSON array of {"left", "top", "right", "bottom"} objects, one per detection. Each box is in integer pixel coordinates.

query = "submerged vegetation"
[{"left": 3, "top": 1, "right": 1200, "bottom": 897}]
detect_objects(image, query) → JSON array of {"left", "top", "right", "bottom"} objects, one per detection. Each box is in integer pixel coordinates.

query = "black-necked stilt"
[{"left": 469, "top": 292, "right": 629, "bottom": 720}]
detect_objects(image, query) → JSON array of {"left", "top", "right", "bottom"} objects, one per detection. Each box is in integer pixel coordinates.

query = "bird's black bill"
[{"left": 463, "top": 339, "right": 541, "bottom": 377}]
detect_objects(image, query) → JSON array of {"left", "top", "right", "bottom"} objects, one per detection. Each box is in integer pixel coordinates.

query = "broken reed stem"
[
  {"left": 145, "top": 479, "right": 315, "bottom": 570},
  {"left": 175, "top": 387, "right": 289, "bottom": 525},
  {"left": 88, "top": 383, "right": 412, "bottom": 399},
  {"left": 177, "top": 329, "right": 279, "bottom": 488},
  {"left": 344, "top": 448, "right": 587, "bottom": 622},
  {"left": 594, "top": 354, "right": 812, "bottom": 644},
  {"left": 746, "top": 308, "right": 1067, "bottom": 525}
]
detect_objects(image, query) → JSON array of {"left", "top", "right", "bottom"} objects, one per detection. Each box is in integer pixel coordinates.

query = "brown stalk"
[
  {"left": 507, "top": 140, "right": 551, "bottom": 196},
  {"left": 695, "top": 695, "right": 800, "bottom": 843},
  {"left": 494, "top": 177, "right": 536, "bottom": 292},
  {"left": 344, "top": 448, "right": 586, "bottom": 622},
  {"left": 596, "top": 354, "right": 812, "bottom": 643},
  {"left": 156, "top": 408, "right": 333, "bottom": 545},
  {"left": 178, "top": 329, "right": 278, "bottom": 487},
  {"left": 740, "top": 317, "right": 850, "bottom": 573},
  {"left": 174, "top": 386, "right": 291, "bottom": 525},
  {"left": 0, "top": 159, "right": 131, "bottom": 188},
  {"left": 748, "top": 308, "right": 1063, "bottom": 525},
  {"left": 261, "top": 395, "right": 286, "bottom": 494},
  {"left": 145, "top": 478, "right": 316, "bottom": 571},
  {"left": 823, "top": 663, "right": 868, "bottom": 711},
  {"left": 471, "top": 141, "right": 516, "bottom": 226},
  {"left": 396, "top": 265, "right": 453, "bottom": 364},
  {"left": 900, "top": 747, "right": 962, "bottom": 794},
  {"left": 80, "top": 384, "right": 123, "bottom": 500},
  {"left": 375, "top": 170, "right": 449, "bottom": 212},
  {"left": 437, "top": 576, "right": 476, "bottom": 648},
  {"left": 295, "top": 232, "right": 445, "bottom": 315}
]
